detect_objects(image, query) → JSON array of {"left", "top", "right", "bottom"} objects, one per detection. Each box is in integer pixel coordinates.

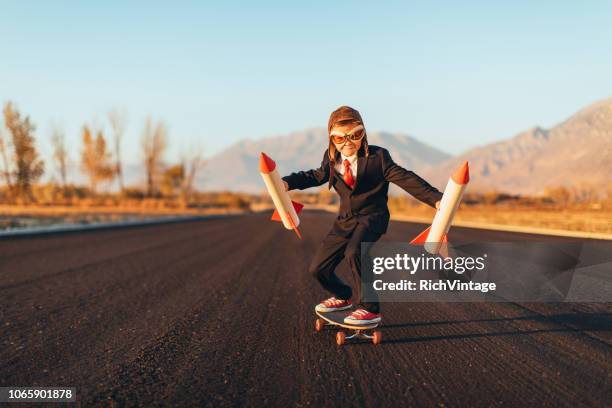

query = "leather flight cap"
[{"left": 328, "top": 106, "right": 364, "bottom": 134}]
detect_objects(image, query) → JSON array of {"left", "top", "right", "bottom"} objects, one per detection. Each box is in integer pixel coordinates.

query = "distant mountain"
[
  {"left": 196, "top": 128, "right": 452, "bottom": 192},
  {"left": 421, "top": 98, "right": 612, "bottom": 195}
]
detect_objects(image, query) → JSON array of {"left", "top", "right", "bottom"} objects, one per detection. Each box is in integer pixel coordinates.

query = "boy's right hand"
[{"left": 282, "top": 180, "right": 289, "bottom": 191}]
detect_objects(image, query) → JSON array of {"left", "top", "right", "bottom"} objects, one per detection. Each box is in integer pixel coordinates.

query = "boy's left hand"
[{"left": 435, "top": 200, "right": 441, "bottom": 210}]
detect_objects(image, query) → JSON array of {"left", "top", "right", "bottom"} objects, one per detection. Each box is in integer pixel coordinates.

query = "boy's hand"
[
  {"left": 283, "top": 180, "right": 289, "bottom": 191},
  {"left": 435, "top": 200, "right": 441, "bottom": 210}
]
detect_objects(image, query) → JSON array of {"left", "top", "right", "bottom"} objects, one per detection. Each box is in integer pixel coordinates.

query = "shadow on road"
[
  {"left": 355, "top": 312, "right": 612, "bottom": 345},
  {"left": 382, "top": 312, "right": 612, "bottom": 331},
  {"left": 382, "top": 327, "right": 581, "bottom": 345}
]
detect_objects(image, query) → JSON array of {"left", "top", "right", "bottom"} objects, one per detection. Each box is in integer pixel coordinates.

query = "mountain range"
[
  {"left": 196, "top": 128, "right": 451, "bottom": 193},
  {"left": 195, "top": 98, "right": 611, "bottom": 195},
  {"left": 420, "top": 98, "right": 612, "bottom": 194}
]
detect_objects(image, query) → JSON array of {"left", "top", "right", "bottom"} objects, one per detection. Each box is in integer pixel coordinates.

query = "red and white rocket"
[
  {"left": 411, "top": 161, "right": 470, "bottom": 256},
  {"left": 259, "top": 152, "right": 304, "bottom": 239}
]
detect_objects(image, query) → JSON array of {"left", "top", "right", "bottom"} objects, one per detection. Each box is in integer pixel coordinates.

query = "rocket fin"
[
  {"left": 439, "top": 234, "right": 449, "bottom": 258},
  {"left": 271, "top": 209, "right": 282, "bottom": 222},
  {"left": 292, "top": 226, "right": 302, "bottom": 239},
  {"left": 292, "top": 200, "right": 304, "bottom": 214},
  {"left": 440, "top": 244, "right": 449, "bottom": 259},
  {"left": 410, "top": 226, "right": 431, "bottom": 244},
  {"left": 286, "top": 211, "right": 302, "bottom": 239}
]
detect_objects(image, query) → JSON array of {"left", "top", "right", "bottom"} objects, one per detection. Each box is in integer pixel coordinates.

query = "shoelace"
[
  {"left": 349, "top": 309, "right": 368, "bottom": 318},
  {"left": 323, "top": 297, "right": 344, "bottom": 307}
]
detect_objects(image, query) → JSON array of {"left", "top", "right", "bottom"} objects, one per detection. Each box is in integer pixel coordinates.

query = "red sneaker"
[
  {"left": 343, "top": 308, "right": 381, "bottom": 325},
  {"left": 315, "top": 297, "right": 352, "bottom": 313}
]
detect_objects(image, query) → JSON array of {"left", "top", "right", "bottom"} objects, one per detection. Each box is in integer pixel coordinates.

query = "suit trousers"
[{"left": 308, "top": 223, "right": 382, "bottom": 313}]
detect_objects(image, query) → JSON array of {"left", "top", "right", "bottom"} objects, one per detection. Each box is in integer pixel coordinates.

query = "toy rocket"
[
  {"left": 259, "top": 152, "right": 304, "bottom": 239},
  {"left": 410, "top": 161, "right": 470, "bottom": 256}
]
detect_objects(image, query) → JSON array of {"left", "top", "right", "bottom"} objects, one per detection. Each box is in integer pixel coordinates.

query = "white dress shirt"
[{"left": 335, "top": 153, "right": 358, "bottom": 182}]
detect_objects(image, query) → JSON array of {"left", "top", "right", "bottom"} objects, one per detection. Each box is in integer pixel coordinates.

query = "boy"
[{"left": 282, "top": 106, "right": 442, "bottom": 326}]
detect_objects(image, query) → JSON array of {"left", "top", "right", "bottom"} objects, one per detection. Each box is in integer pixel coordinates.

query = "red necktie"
[{"left": 343, "top": 159, "right": 355, "bottom": 189}]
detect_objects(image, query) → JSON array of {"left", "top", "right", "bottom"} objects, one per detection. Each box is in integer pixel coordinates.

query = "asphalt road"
[{"left": 1, "top": 211, "right": 610, "bottom": 407}]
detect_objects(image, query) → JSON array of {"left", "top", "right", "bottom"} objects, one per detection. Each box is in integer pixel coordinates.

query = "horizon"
[
  {"left": 1, "top": 96, "right": 609, "bottom": 173},
  {"left": 2, "top": 2, "right": 612, "bottom": 171}
]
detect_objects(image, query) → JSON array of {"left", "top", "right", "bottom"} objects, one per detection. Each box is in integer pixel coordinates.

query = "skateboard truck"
[{"left": 335, "top": 328, "right": 382, "bottom": 346}]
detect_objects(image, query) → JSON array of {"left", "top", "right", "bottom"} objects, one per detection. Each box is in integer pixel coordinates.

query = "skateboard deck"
[{"left": 315, "top": 310, "right": 382, "bottom": 345}]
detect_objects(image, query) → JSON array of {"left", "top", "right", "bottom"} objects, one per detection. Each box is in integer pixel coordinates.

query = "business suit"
[{"left": 283, "top": 145, "right": 443, "bottom": 313}]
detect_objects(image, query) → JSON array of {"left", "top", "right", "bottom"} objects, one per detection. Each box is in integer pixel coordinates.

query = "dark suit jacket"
[{"left": 282, "top": 145, "right": 443, "bottom": 237}]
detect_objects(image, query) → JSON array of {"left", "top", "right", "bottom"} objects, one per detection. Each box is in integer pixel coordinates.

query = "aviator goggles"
[{"left": 329, "top": 125, "right": 365, "bottom": 145}]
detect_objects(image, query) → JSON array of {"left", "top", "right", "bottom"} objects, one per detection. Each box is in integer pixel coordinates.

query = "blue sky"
[{"left": 1, "top": 1, "right": 611, "bottom": 166}]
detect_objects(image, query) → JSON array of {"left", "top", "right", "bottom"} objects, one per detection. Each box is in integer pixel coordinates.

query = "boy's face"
[{"left": 331, "top": 123, "right": 363, "bottom": 157}]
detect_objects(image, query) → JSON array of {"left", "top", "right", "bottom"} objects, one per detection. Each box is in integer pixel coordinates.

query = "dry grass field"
[
  {"left": 393, "top": 203, "right": 612, "bottom": 235},
  {"left": 1, "top": 191, "right": 610, "bottom": 236}
]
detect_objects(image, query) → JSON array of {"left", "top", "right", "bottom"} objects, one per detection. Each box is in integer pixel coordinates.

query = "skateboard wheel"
[
  {"left": 336, "top": 331, "right": 345, "bottom": 346},
  {"left": 315, "top": 319, "right": 324, "bottom": 332},
  {"left": 372, "top": 331, "right": 382, "bottom": 345}
]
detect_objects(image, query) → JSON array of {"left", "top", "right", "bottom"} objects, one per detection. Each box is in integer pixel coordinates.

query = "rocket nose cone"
[
  {"left": 451, "top": 161, "right": 470, "bottom": 184},
  {"left": 259, "top": 152, "right": 277, "bottom": 173}
]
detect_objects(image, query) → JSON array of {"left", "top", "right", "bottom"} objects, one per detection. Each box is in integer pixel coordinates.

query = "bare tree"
[
  {"left": 141, "top": 116, "right": 167, "bottom": 197},
  {"left": 81, "top": 125, "right": 114, "bottom": 195},
  {"left": 161, "top": 163, "right": 185, "bottom": 198},
  {"left": 0, "top": 127, "right": 13, "bottom": 197},
  {"left": 543, "top": 186, "right": 571, "bottom": 206},
  {"left": 108, "top": 109, "right": 127, "bottom": 193},
  {"left": 81, "top": 126, "right": 96, "bottom": 193},
  {"left": 51, "top": 126, "right": 68, "bottom": 190},
  {"left": 571, "top": 181, "right": 599, "bottom": 204},
  {"left": 3, "top": 102, "right": 44, "bottom": 202},
  {"left": 182, "top": 148, "right": 204, "bottom": 201}
]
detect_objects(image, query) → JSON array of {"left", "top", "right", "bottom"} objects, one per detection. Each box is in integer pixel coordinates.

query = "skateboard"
[{"left": 315, "top": 310, "right": 382, "bottom": 345}]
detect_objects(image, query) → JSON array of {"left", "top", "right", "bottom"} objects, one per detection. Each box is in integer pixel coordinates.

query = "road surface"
[{"left": 1, "top": 212, "right": 610, "bottom": 407}]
